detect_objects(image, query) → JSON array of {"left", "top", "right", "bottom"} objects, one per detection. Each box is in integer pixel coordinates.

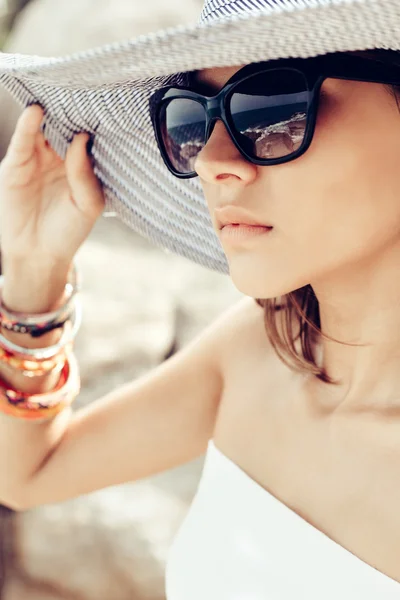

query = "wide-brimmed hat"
[{"left": 0, "top": 0, "right": 398, "bottom": 274}]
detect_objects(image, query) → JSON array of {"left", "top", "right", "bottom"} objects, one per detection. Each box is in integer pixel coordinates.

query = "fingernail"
[
  {"left": 27, "top": 101, "right": 42, "bottom": 109},
  {"left": 86, "top": 135, "right": 94, "bottom": 155}
]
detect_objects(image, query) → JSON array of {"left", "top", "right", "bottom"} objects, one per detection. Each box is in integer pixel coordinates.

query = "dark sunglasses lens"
[
  {"left": 160, "top": 98, "right": 206, "bottom": 174},
  {"left": 229, "top": 69, "right": 310, "bottom": 160}
]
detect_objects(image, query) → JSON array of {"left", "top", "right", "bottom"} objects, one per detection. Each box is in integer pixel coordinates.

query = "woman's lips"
[{"left": 220, "top": 223, "right": 273, "bottom": 242}]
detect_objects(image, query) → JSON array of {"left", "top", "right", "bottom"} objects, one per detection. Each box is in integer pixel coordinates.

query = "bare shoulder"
[
  {"left": 209, "top": 296, "right": 273, "bottom": 376},
  {"left": 215, "top": 295, "right": 265, "bottom": 334},
  {"left": 208, "top": 296, "right": 265, "bottom": 343},
  {"left": 178, "top": 295, "right": 264, "bottom": 365},
  {"left": 211, "top": 297, "right": 303, "bottom": 393}
]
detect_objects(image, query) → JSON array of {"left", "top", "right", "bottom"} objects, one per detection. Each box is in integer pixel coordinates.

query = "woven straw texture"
[{"left": 0, "top": 0, "right": 398, "bottom": 273}]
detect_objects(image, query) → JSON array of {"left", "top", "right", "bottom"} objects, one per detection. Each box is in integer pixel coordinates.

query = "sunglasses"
[{"left": 149, "top": 52, "right": 400, "bottom": 179}]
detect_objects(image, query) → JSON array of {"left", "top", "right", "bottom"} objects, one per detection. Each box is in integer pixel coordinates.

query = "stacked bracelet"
[
  {"left": 0, "top": 297, "right": 81, "bottom": 360},
  {"left": 0, "top": 348, "right": 81, "bottom": 422},
  {"left": 0, "top": 346, "right": 68, "bottom": 377},
  {"left": 0, "top": 263, "right": 82, "bottom": 421},
  {"left": 0, "top": 263, "right": 81, "bottom": 338}
]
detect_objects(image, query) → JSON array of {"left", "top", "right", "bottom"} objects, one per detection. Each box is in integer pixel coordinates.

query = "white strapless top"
[{"left": 165, "top": 439, "right": 400, "bottom": 599}]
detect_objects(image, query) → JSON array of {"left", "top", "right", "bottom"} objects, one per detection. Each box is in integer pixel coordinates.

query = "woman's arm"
[{"left": 7, "top": 297, "right": 253, "bottom": 511}]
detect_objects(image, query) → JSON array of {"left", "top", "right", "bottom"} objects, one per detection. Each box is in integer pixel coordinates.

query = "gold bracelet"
[
  {"left": 0, "top": 345, "right": 68, "bottom": 377},
  {"left": 0, "top": 349, "right": 80, "bottom": 422}
]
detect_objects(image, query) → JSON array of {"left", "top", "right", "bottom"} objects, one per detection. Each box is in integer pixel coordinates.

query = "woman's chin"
[
  {"left": 227, "top": 259, "right": 303, "bottom": 299},
  {"left": 228, "top": 267, "right": 285, "bottom": 299}
]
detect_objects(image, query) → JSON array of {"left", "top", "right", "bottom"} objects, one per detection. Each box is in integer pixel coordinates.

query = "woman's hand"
[{"left": 0, "top": 104, "right": 105, "bottom": 267}]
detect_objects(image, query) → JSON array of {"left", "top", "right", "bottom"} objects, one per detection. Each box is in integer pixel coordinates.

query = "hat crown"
[{"left": 199, "top": 0, "right": 290, "bottom": 23}]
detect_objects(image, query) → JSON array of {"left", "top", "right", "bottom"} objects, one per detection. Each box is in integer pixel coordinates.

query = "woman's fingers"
[
  {"left": 65, "top": 133, "right": 105, "bottom": 218},
  {"left": 5, "top": 104, "right": 44, "bottom": 167},
  {"left": 4, "top": 103, "right": 104, "bottom": 219}
]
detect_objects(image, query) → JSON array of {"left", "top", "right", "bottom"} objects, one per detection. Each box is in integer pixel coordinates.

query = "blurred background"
[{"left": 0, "top": 1, "right": 242, "bottom": 598}]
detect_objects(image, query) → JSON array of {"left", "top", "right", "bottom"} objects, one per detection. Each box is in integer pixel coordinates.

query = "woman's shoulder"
[
  {"left": 199, "top": 295, "right": 298, "bottom": 387},
  {"left": 216, "top": 295, "right": 267, "bottom": 343},
  {"left": 214, "top": 296, "right": 276, "bottom": 375},
  {"left": 214, "top": 295, "right": 302, "bottom": 387}
]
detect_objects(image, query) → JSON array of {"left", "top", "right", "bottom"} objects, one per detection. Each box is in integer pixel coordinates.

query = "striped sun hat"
[{"left": 0, "top": 0, "right": 398, "bottom": 274}]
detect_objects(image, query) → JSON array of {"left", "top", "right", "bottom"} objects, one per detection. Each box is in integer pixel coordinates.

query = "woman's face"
[{"left": 194, "top": 61, "right": 400, "bottom": 299}]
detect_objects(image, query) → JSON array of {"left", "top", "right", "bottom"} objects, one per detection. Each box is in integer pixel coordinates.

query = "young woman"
[{"left": 0, "top": 0, "right": 399, "bottom": 597}]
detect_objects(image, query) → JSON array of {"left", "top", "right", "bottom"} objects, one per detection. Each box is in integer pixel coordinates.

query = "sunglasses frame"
[{"left": 149, "top": 52, "right": 400, "bottom": 179}]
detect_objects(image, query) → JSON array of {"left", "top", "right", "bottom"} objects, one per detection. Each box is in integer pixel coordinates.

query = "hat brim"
[{"left": 0, "top": 0, "right": 397, "bottom": 273}]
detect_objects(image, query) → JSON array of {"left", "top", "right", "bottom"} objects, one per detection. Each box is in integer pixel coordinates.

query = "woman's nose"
[{"left": 194, "top": 119, "right": 258, "bottom": 185}]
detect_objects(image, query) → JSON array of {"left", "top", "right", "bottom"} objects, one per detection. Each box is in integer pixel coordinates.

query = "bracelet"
[
  {"left": 0, "top": 345, "right": 69, "bottom": 377},
  {"left": 0, "top": 263, "right": 81, "bottom": 338},
  {"left": 0, "top": 296, "right": 82, "bottom": 360},
  {"left": 0, "top": 305, "right": 70, "bottom": 338},
  {"left": 0, "top": 349, "right": 80, "bottom": 422}
]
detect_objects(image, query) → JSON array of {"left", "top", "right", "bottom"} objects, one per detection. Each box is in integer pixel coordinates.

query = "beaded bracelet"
[
  {"left": 0, "top": 349, "right": 80, "bottom": 422},
  {"left": 0, "top": 263, "right": 81, "bottom": 338},
  {"left": 0, "top": 296, "right": 82, "bottom": 360}
]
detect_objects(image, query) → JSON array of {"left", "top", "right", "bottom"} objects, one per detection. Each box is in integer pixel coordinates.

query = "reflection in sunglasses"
[
  {"left": 242, "top": 112, "right": 307, "bottom": 158},
  {"left": 164, "top": 110, "right": 307, "bottom": 173}
]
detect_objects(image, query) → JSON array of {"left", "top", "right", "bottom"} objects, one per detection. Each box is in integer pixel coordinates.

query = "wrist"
[{"left": 1, "top": 258, "right": 73, "bottom": 314}]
